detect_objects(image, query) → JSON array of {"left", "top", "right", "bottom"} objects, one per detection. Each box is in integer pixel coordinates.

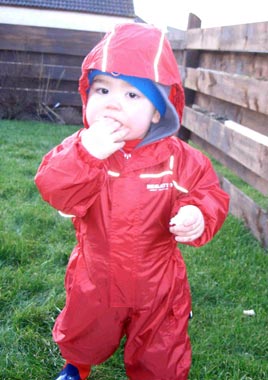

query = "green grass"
[{"left": 0, "top": 120, "right": 267, "bottom": 380}]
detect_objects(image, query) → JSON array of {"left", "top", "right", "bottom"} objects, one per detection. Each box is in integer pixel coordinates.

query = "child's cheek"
[{"left": 85, "top": 101, "right": 97, "bottom": 126}]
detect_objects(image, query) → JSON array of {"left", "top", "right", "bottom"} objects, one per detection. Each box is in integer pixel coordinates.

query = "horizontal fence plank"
[
  {"left": 0, "top": 49, "right": 84, "bottom": 67},
  {"left": 0, "top": 78, "right": 78, "bottom": 92},
  {"left": 219, "top": 176, "right": 268, "bottom": 248},
  {"left": 0, "top": 24, "right": 104, "bottom": 56},
  {"left": 194, "top": 93, "right": 268, "bottom": 136},
  {"left": 198, "top": 52, "right": 268, "bottom": 79},
  {"left": 186, "top": 22, "right": 268, "bottom": 53},
  {"left": 0, "top": 87, "right": 81, "bottom": 107},
  {"left": 191, "top": 134, "right": 268, "bottom": 196},
  {"left": 168, "top": 38, "right": 186, "bottom": 51},
  {"left": 184, "top": 67, "right": 268, "bottom": 115},
  {"left": 0, "top": 61, "right": 80, "bottom": 81},
  {"left": 182, "top": 106, "right": 268, "bottom": 180}
]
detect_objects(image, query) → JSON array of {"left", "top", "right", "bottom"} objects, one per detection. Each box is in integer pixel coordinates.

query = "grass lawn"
[{"left": 0, "top": 120, "right": 267, "bottom": 380}]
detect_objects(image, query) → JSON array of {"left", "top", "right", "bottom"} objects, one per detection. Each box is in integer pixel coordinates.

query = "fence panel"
[
  {"left": 170, "top": 19, "right": 268, "bottom": 247},
  {"left": 0, "top": 24, "right": 104, "bottom": 118}
]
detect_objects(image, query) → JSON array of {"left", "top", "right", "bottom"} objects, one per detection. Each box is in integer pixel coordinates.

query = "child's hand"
[
  {"left": 81, "top": 117, "right": 130, "bottom": 159},
  {"left": 169, "top": 205, "right": 205, "bottom": 243}
]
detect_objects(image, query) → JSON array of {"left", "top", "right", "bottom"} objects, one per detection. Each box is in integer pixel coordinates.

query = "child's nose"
[{"left": 105, "top": 95, "right": 122, "bottom": 110}]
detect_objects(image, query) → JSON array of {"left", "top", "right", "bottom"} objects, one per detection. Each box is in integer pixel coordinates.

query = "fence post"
[{"left": 179, "top": 13, "right": 201, "bottom": 141}]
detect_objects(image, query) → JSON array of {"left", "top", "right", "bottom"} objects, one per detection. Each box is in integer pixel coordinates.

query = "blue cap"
[{"left": 88, "top": 69, "right": 166, "bottom": 116}]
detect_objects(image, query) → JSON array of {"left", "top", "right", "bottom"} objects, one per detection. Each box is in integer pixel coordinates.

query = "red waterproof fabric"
[{"left": 35, "top": 23, "right": 229, "bottom": 380}]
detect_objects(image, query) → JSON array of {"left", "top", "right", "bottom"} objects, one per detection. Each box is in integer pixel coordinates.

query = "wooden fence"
[
  {"left": 168, "top": 15, "right": 268, "bottom": 248},
  {"left": 0, "top": 19, "right": 267, "bottom": 248},
  {"left": 0, "top": 24, "right": 104, "bottom": 119}
]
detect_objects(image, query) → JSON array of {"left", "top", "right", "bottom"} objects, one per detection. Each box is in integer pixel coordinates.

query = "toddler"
[{"left": 35, "top": 22, "right": 229, "bottom": 380}]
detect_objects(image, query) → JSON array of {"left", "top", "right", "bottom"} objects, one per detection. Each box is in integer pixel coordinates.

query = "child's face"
[{"left": 86, "top": 75, "right": 161, "bottom": 140}]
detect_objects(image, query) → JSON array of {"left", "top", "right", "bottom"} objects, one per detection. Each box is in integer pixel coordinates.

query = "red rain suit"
[{"left": 35, "top": 23, "right": 229, "bottom": 380}]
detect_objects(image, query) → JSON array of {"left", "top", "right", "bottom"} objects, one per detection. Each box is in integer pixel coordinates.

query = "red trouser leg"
[
  {"left": 124, "top": 273, "right": 192, "bottom": 380},
  {"left": 53, "top": 250, "right": 129, "bottom": 366},
  {"left": 124, "top": 308, "right": 191, "bottom": 380},
  {"left": 54, "top": 305, "right": 129, "bottom": 365}
]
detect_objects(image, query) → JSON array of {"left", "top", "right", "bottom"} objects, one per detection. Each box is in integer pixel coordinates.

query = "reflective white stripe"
[
  {"left": 108, "top": 170, "right": 120, "bottom": 177},
  {"left": 172, "top": 180, "right": 188, "bottom": 193},
  {"left": 154, "top": 30, "right": 165, "bottom": 82},
  {"left": 169, "top": 155, "right": 174, "bottom": 170},
  {"left": 140, "top": 156, "right": 174, "bottom": 178},
  {"left": 102, "top": 28, "right": 115, "bottom": 72},
  {"left": 140, "top": 170, "right": 173, "bottom": 179},
  {"left": 58, "top": 211, "right": 75, "bottom": 218}
]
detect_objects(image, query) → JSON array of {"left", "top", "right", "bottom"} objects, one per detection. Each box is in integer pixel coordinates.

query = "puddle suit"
[{"left": 35, "top": 23, "right": 229, "bottom": 380}]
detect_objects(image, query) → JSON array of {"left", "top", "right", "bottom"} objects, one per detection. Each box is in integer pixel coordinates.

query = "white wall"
[{"left": 0, "top": 6, "right": 134, "bottom": 32}]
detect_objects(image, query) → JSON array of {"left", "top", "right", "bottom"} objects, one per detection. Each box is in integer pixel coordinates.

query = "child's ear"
[{"left": 151, "top": 109, "right": 161, "bottom": 124}]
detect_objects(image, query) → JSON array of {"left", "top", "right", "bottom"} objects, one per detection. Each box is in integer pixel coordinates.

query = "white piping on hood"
[
  {"left": 101, "top": 27, "right": 116, "bottom": 72},
  {"left": 154, "top": 30, "right": 165, "bottom": 82}
]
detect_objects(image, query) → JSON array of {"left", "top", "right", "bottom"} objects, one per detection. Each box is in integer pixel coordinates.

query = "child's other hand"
[
  {"left": 169, "top": 205, "right": 205, "bottom": 243},
  {"left": 81, "top": 117, "right": 129, "bottom": 159}
]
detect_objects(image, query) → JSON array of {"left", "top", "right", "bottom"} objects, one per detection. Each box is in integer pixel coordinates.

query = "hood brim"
[{"left": 138, "top": 84, "right": 180, "bottom": 147}]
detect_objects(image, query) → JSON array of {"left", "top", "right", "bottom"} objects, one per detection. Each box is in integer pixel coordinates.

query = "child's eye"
[
  {"left": 96, "top": 87, "right": 109, "bottom": 94},
  {"left": 127, "top": 92, "right": 139, "bottom": 99},
  {"left": 90, "top": 82, "right": 109, "bottom": 95}
]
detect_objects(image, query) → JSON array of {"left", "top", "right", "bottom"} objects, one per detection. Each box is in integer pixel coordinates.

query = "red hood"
[{"left": 79, "top": 23, "right": 185, "bottom": 129}]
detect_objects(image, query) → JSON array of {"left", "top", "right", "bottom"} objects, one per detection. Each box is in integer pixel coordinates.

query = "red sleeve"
[
  {"left": 171, "top": 141, "right": 230, "bottom": 247},
  {"left": 35, "top": 131, "right": 107, "bottom": 217}
]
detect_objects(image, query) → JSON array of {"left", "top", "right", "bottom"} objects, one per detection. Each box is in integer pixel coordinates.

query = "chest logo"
[{"left": 146, "top": 182, "right": 173, "bottom": 192}]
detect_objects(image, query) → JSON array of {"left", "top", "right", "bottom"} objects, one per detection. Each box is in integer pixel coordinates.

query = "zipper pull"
[
  {"left": 124, "top": 152, "right": 131, "bottom": 159},
  {"left": 120, "top": 149, "right": 131, "bottom": 159}
]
